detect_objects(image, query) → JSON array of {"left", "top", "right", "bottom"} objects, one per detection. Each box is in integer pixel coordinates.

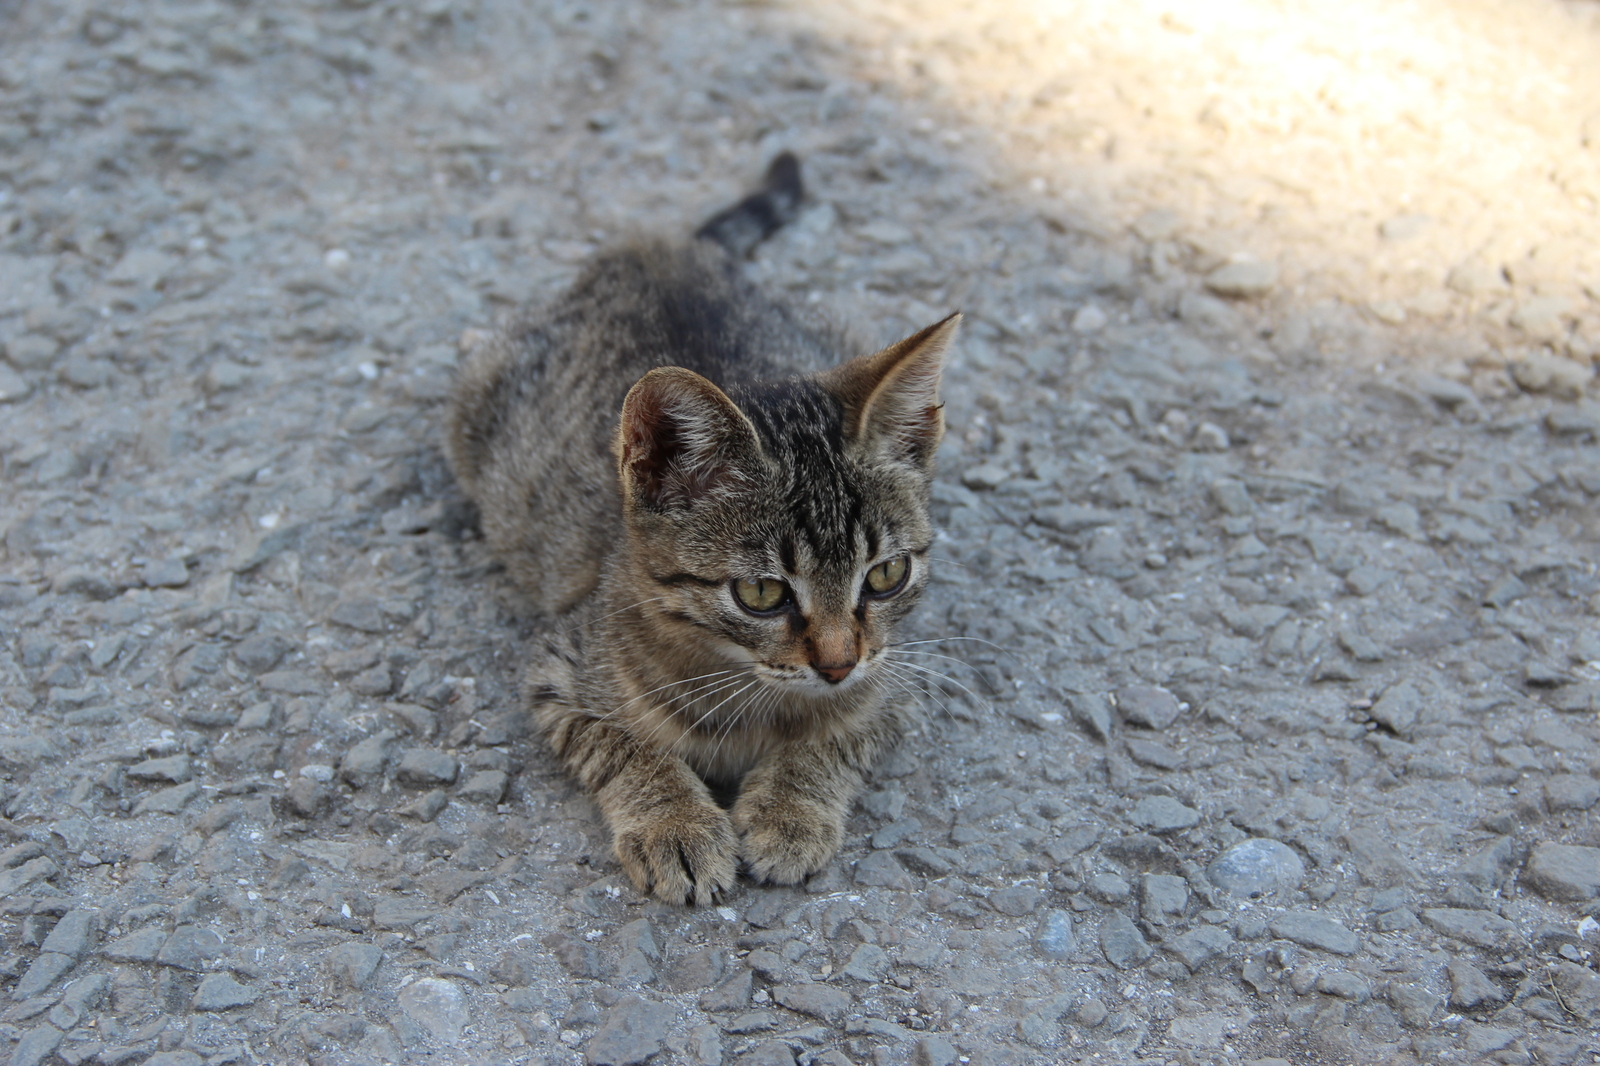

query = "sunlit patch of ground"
[{"left": 793, "top": 0, "right": 1600, "bottom": 371}]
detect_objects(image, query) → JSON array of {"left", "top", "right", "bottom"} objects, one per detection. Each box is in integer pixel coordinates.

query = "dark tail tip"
[{"left": 695, "top": 152, "right": 805, "bottom": 259}]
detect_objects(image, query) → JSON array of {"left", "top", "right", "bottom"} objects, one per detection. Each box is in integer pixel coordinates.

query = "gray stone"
[
  {"left": 39, "top": 909, "right": 96, "bottom": 958},
  {"left": 350, "top": 664, "right": 395, "bottom": 696},
  {"left": 396, "top": 749, "right": 459, "bottom": 787},
  {"left": 0, "top": 856, "right": 57, "bottom": 899},
  {"left": 1205, "top": 258, "right": 1277, "bottom": 298},
  {"left": 1130, "top": 795, "right": 1199, "bottom": 832},
  {"left": 340, "top": 731, "right": 396, "bottom": 787},
  {"left": 688, "top": 1023, "right": 722, "bottom": 1065},
  {"left": 548, "top": 933, "right": 603, "bottom": 979},
  {"left": 699, "top": 969, "right": 751, "bottom": 1012},
  {"left": 1269, "top": 912, "right": 1359, "bottom": 955},
  {"left": 258, "top": 669, "right": 323, "bottom": 695},
  {"left": 1549, "top": 961, "right": 1600, "bottom": 1024},
  {"left": 1207, "top": 838, "right": 1304, "bottom": 898},
  {"left": 914, "top": 1035, "right": 959, "bottom": 1066},
  {"left": 1141, "top": 874, "right": 1188, "bottom": 923},
  {"left": 771, "top": 982, "right": 852, "bottom": 1025},
  {"left": 1387, "top": 982, "right": 1442, "bottom": 1028},
  {"left": 587, "top": 995, "right": 675, "bottom": 1066},
  {"left": 141, "top": 558, "right": 190, "bottom": 588},
  {"left": 1184, "top": 288, "right": 1241, "bottom": 329},
  {"left": 103, "top": 926, "right": 167, "bottom": 963},
  {"left": 1413, "top": 373, "right": 1477, "bottom": 409},
  {"left": 738, "top": 1042, "right": 795, "bottom": 1066},
  {"left": 839, "top": 943, "right": 889, "bottom": 982},
  {"left": 399, "top": 977, "right": 468, "bottom": 1044},
  {"left": 127, "top": 755, "right": 192, "bottom": 783},
  {"left": 1511, "top": 351, "right": 1591, "bottom": 397},
  {"left": 961, "top": 463, "right": 1009, "bottom": 491},
  {"left": 141, "top": 1054, "right": 204, "bottom": 1066},
  {"left": 328, "top": 943, "right": 382, "bottom": 989},
  {"left": 1374, "top": 908, "right": 1418, "bottom": 933},
  {"left": 1125, "top": 737, "right": 1185, "bottom": 769},
  {"left": 232, "top": 632, "right": 292, "bottom": 673},
  {"left": 458, "top": 769, "right": 508, "bottom": 804},
  {"left": 1162, "top": 926, "right": 1230, "bottom": 975},
  {"left": 1523, "top": 843, "right": 1600, "bottom": 901},
  {"left": 1315, "top": 970, "right": 1370, "bottom": 1002},
  {"left": 853, "top": 851, "right": 912, "bottom": 890},
  {"left": 133, "top": 781, "right": 201, "bottom": 815},
  {"left": 617, "top": 917, "right": 660, "bottom": 973},
  {"left": 1117, "top": 685, "right": 1181, "bottom": 729},
  {"left": 1034, "top": 909, "right": 1076, "bottom": 961},
  {"left": 1464, "top": 1027, "right": 1518, "bottom": 1057},
  {"left": 1547, "top": 401, "right": 1600, "bottom": 436},
  {"left": 51, "top": 568, "right": 119, "bottom": 600},
  {"left": 1483, "top": 573, "right": 1529, "bottom": 607},
  {"left": 1446, "top": 960, "right": 1505, "bottom": 1010},
  {"left": 1419, "top": 908, "right": 1521, "bottom": 950},
  {"left": 0, "top": 363, "right": 32, "bottom": 403},
  {"left": 1340, "top": 827, "right": 1416, "bottom": 886},
  {"left": 9, "top": 1025, "right": 63, "bottom": 1066},
  {"left": 156, "top": 926, "right": 223, "bottom": 970},
  {"left": 1099, "top": 913, "right": 1152, "bottom": 969},
  {"left": 1087, "top": 871, "right": 1131, "bottom": 902},
  {"left": 1546, "top": 774, "right": 1600, "bottom": 811},
  {"left": 1033, "top": 504, "right": 1116, "bottom": 534},
  {"left": 990, "top": 885, "right": 1042, "bottom": 916},
  {"left": 1209, "top": 478, "right": 1254, "bottom": 516},
  {"left": 1368, "top": 680, "right": 1420, "bottom": 736},
  {"left": 1453, "top": 836, "right": 1515, "bottom": 890},
  {"left": 663, "top": 946, "right": 724, "bottom": 992},
  {"left": 192, "top": 973, "right": 258, "bottom": 1010},
  {"left": 330, "top": 598, "right": 387, "bottom": 632},
  {"left": 12, "top": 952, "right": 75, "bottom": 1000},
  {"left": 1067, "top": 691, "right": 1113, "bottom": 741}
]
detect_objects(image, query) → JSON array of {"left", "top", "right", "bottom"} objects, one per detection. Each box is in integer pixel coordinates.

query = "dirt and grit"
[{"left": 1, "top": 0, "right": 1599, "bottom": 1063}]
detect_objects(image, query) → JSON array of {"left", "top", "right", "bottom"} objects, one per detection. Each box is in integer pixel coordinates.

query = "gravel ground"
[{"left": 2, "top": 1, "right": 1600, "bottom": 1064}]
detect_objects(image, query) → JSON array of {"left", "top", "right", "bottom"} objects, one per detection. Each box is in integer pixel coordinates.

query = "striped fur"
[{"left": 447, "top": 155, "right": 958, "bottom": 903}]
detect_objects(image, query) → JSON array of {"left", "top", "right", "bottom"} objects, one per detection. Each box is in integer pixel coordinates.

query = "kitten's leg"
[
  {"left": 731, "top": 743, "right": 863, "bottom": 885},
  {"left": 532, "top": 681, "right": 738, "bottom": 905},
  {"left": 732, "top": 704, "right": 907, "bottom": 884}
]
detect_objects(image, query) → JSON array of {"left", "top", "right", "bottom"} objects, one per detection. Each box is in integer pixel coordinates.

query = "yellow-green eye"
[
  {"left": 865, "top": 556, "right": 909, "bottom": 596},
  {"left": 734, "top": 577, "right": 788, "bottom": 613}
]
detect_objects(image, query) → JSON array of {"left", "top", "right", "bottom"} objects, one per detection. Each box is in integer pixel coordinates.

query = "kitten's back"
[{"left": 446, "top": 168, "right": 830, "bottom": 615}]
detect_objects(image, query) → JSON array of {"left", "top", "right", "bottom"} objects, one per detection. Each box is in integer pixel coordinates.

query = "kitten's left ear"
[{"left": 822, "top": 312, "right": 960, "bottom": 469}]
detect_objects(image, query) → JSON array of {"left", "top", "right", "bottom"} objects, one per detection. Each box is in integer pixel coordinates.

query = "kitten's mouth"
[{"left": 752, "top": 656, "right": 875, "bottom": 696}]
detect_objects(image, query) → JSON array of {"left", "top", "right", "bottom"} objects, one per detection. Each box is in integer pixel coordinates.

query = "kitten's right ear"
[{"left": 616, "top": 367, "right": 765, "bottom": 511}]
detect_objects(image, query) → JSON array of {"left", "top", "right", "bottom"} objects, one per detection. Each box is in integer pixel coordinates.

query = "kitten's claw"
[
  {"left": 611, "top": 802, "right": 738, "bottom": 906},
  {"left": 732, "top": 796, "right": 844, "bottom": 886}
]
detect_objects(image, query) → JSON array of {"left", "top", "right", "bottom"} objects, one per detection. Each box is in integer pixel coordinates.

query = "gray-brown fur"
[{"left": 446, "top": 155, "right": 959, "bottom": 904}]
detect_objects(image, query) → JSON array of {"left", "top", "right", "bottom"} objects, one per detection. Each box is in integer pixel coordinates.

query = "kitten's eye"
[
  {"left": 733, "top": 577, "right": 789, "bottom": 614},
  {"left": 864, "top": 555, "right": 909, "bottom": 596}
]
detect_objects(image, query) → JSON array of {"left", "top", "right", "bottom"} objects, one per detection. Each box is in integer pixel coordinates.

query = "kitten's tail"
[{"left": 695, "top": 152, "right": 803, "bottom": 259}]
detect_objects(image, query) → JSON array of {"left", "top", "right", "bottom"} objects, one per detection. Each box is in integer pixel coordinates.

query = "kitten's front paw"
[
  {"left": 611, "top": 800, "right": 738, "bottom": 906},
  {"left": 732, "top": 794, "right": 843, "bottom": 886}
]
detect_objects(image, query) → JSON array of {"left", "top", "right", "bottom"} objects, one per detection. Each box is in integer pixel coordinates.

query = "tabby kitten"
[{"left": 446, "top": 154, "right": 958, "bottom": 904}]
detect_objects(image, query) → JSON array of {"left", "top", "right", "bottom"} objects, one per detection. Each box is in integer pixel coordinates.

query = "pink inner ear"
[{"left": 620, "top": 370, "right": 759, "bottom": 509}]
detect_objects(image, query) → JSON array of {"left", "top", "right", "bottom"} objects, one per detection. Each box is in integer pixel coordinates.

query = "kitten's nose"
[{"left": 814, "top": 661, "right": 856, "bottom": 684}]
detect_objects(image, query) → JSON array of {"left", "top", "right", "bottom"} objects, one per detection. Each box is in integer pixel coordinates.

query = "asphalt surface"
[{"left": 0, "top": 1, "right": 1598, "bottom": 1064}]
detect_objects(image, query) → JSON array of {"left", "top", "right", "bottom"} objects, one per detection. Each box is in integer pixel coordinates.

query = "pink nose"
[{"left": 814, "top": 661, "right": 856, "bottom": 684}]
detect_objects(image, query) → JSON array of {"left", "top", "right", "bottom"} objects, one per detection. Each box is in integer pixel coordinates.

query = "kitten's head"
[{"left": 613, "top": 314, "right": 959, "bottom": 701}]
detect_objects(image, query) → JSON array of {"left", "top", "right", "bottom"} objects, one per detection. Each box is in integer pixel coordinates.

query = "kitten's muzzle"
[{"left": 813, "top": 660, "right": 856, "bottom": 684}]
